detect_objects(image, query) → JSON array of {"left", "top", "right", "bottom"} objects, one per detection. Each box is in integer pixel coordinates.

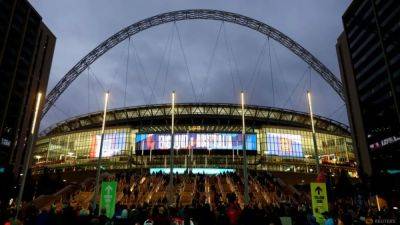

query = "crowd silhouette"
[{"left": 1, "top": 170, "right": 399, "bottom": 225}]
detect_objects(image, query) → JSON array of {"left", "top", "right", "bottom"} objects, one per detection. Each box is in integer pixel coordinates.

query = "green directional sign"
[
  {"left": 310, "top": 182, "right": 329, "bottom": 225},
  {"left": 100, "top": 181, "right": 117, "bottom": 218}
]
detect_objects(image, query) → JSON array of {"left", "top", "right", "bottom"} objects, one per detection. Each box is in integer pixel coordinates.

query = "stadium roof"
[{"left": 40, "top": 103, "right": 350, "bottom": 137}]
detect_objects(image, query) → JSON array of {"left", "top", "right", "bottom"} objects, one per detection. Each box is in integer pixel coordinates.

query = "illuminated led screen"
[
  {"left": 266, "top": 133, "right": 303, "bottom": 157},
  {"left": 136, "top": 133, "right": 257, "bottom": 151},
  {"left": 89, "top": 132, "right": 127, "bottom": 157},
  {"left": 150, "top": 168, "right": 235, "bottom": 174}
]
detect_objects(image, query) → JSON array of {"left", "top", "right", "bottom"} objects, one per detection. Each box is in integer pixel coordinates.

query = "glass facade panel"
[
  {"left": 262, "top": 127, "right": 354, "bottom": 165},
  {"left": 33, "top": 127, "right": 130, "bottom": 165},
  {"left": 33, "top": 126, "right": 355, "bottom": 171}
]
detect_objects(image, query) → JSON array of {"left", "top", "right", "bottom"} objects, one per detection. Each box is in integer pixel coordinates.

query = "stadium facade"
[{"left": 33, "top": 103, "right": 357, "bottom": 176}]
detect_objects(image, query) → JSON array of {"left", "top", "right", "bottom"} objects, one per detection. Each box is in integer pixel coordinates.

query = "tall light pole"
[
  {"left": 168, "top": 91, "right": 175, "bottom": 204},
  {"left": 307, "top": 91, "right": 320, "bottom": 174},
  {"left": 92, "top": 91, "right": 110, "bottom": 213},
  {"left": 241, "top": 91, "right": 249, "bottom": 204},
  {"left": 15, "top": 92, "right": 42, "bottom": 219}
]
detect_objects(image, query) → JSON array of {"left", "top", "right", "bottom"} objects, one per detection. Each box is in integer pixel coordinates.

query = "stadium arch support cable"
[{"left": 42, "top": 9, "right": 345, "bottom": 116}]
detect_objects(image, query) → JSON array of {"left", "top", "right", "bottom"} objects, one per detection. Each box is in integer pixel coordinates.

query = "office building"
[
  {"left": 337, "top": 0, "right": 400, "bottom": 193},
  {"left": 0, "top": 0, "right": 56, "bottom": 174}
]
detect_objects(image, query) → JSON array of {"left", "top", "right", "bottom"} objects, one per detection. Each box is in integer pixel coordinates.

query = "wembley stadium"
[
  {"left": 32, "top": 103, "right": 357, "bottom": 177},
  {"left": 28, "top": 9, "right": 358, "bottom": 179}
]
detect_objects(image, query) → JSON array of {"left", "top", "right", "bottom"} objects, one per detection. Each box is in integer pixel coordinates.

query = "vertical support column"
[
  {"left": 93, "top": 92, "right": 109, "bottom": 214},
  {"left": 186, "top": 131, "right": 190, "bottom": 172},
  {"left": 307, "top": 91, "right": 320, "bottom": 174},
  {"left": 15, "top": 92, "right": 42, "bottom": 219},
  {"left": 168, "top": 91, "right": 175, "bottom": 204},
  {"left": 241, "top": 91, "right": 249, "bottom": 204}
]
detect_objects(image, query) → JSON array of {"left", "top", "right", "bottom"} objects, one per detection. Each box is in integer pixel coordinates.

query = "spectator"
[{"left": 322, "top": 212, "right": 334, "bottom": 225}]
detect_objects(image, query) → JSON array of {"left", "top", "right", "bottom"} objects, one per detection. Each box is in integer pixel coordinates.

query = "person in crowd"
[
  {"left": 322, "top": 211, "right": 334, "bottom": 225},
  {"left": 225, "top": 193, "right": 241, "bottom": 225}
]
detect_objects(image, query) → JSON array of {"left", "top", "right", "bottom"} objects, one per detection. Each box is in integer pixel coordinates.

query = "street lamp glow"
[
  {"left": 307, "top": 91, "right": 315, "bottom": 133},
  {"left": 307, "top": 90, "right": 320, "bottom": 174},
  {"left": 101, "top": 92, "right": 110, "bottom": 134},
  {"left": 31, "top": 92, "right": 42, "bottom": 134},
  {"left": 376, "top": 195, "right": 381, "bottom": 211},
  {"left": 171, "top": 91, "right": 175, "bottom": 135},
  {"left": 241, "top": 92, "right": 245, "bottom": 133}
]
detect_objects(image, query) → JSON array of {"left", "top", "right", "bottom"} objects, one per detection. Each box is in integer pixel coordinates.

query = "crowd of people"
[
  {"left": 0, "top": 170, "right": 398, "bottom": 225},
  {"left": 2, "top": 194, "right": 398, "bottom": 225}
]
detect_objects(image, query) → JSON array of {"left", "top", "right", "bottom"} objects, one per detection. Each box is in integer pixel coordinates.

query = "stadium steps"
[
  {"left": 136, "top": 175, "right": 151, "bottom": 204},
  {"left": 225, "top": 175, "right": 244, "bottom": 208},
  {"left": 30, "top": 172, "right": 305, "bottom": 211},
  {"left": 126, "top": 180, "right": 140, "bottom": 207},
  {"left": 216, "top": 176, "right": 227, "bottom": 203},
  {"left": 140, "top": 176, "right": 151, "bottom": 203},
  {"left": 249, "top": 177, "right": 269, "bottom": 205},
  {"left": 179, "top": 178, "right": 195, "bottom": 206},
  {"left": 204, "top": 176, "right": 214, "bottom": 207},
  {"left": 70, "top": 191, "right": 94, "bottom": 208},
  {"left": 212, "top": 176, "right": 223, "bottom": 206},
  {"left": 221, "top": 176, "right": 231, "bottom": 194},
  {"left": 30, "top": 175, "right": 99, "bottom": 210},
  {"left": 147, "top": 176, "right": 164, "bottom": 204}
]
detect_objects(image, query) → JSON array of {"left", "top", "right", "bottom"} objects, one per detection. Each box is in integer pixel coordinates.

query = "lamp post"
[
  {"left": 15, "top": 92, "right": 42, "bottom": 220},
  {"left": 92, "top": 92, "right": 110, "bottom": 213},
  {"left": 307, "top": 91, "right": 320, "bottom": 174},
  {"left": 241, "top": 91, "right": 249, "bottom": 204},
  {"left": 168, "top": 91, "right": 175, "bottom": 204}
]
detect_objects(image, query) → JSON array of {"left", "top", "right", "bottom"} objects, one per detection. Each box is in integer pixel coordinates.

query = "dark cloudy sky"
[{"left": 29, "top": 0, "right": 352, "bottom": 130}]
